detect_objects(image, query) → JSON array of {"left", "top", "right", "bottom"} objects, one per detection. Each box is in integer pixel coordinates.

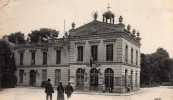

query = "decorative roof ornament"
[
  {"left": 72, "top": 22, "right": 75, "bottom": 29},
  {"left": 107, "top": 3, "right": 111, "bottom": 11},
  {"left": 102, "top": 3, "right": 115, "bottom": 24},
  {"left": 93, "top": 12, "right": 98, "bottom": 20},
  {"left": 132, "top": 29, "right": 136, "bottom": 36},
  {"left": 137, "top": 32, "right": 140, "bottom": 37},
  {"left": 136, "top": 32, "right": 141, "bottom": 41},
  {"left": 119, "top": 16, "right": 123, "bottom": 23},
  {"left": 127, "top": 24, "right": 131, "bottom": 32}
]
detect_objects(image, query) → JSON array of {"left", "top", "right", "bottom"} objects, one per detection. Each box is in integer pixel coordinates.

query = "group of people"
[{"left": 45, "top": 79, "right": 74, "bottom": 100}]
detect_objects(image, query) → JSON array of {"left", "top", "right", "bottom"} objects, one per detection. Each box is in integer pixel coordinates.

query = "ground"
[{"left": 0, "top": 86, "right": 173, "bottom": 100}]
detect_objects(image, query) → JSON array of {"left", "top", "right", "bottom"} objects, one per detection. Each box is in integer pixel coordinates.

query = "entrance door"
[
  {"left": 29, "top": 70, "right": 36, "bottom": 86},
  {"left": 104, "top": 68, "right": 114, "bottom": 92},
  {"left": 90, "top": 68, "right": 98, "bottom": 90},
  {"left": 76, "top": 68, "right": 84, "bottom": 90}
]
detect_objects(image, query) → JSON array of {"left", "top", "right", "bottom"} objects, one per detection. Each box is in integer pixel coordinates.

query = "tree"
[
  {"left": 5, "top": 32, "right": 26, "bottom": 44},
  {"left": 28, "top": 28, "right": 59, "bottom": 43},
  {"left": 0, "top": 39, "right": 17, "bottom": 88},
  {"left": 140, "top": 48, "right": 173, "bottom": 86}
]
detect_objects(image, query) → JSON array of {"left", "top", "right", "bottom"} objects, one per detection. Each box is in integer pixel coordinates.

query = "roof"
[{"left": 69, "top": 20, "right": 125, "bottom": 37}]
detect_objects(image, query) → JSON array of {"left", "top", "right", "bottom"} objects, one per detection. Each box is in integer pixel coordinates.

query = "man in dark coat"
[
  {"left": 57, "top": 82, "right": 65, "bottom": 100},
  {"left": 65, "top": 82, "right": 74, "bottom": 98},
  {"left": 45, "top": 79, "right": 54, "bottom": 100}
]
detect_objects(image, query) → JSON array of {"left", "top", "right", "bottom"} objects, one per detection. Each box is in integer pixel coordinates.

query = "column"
[
  {"left": 84, "top": 68, "right": 90, "bottom": 91},
  {"left": 98, "top": 68, "right": 104, "bottom": 91}
]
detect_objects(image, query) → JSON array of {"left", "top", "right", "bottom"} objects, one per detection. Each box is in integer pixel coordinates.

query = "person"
[
  {"left": 45, "top": 79, "right": 54, "bottom": 100},
  {"left": 65, "top": 82, "right": 74, "bottom": 98},
  {"left": 57, "top": 82, "right": 65, "bottom": 100}
]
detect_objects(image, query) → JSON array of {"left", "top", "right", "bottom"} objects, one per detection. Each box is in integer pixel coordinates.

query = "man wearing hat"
[{"left": 45, "top": 79, "right": 54, "bottom": 100}]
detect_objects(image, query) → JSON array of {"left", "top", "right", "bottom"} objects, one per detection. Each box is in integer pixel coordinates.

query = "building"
[{"left": 14, "top": 8, "right": 141, "bottom": 93}]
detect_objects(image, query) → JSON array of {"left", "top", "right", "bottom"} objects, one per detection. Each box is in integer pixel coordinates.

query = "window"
[
  {"left": 56, "top": 50, "right": 61, "bottom": 64},
  {"left": 43, "top": 52, "right": 47, "bottom": 65},
  {"left": 42, "top": 69, "right": 47, "bottom": 81},
  {"left": 131, "top": 70, "right": 133, "bottom": 89},
  {"left": 76, "top": 68, "right": 84, "bottom": 89},
  {"left": 125, "top": 69, "right": 128, "bottom": 87},
  {"left": 104, "top": 68, "right": 114, "bottom": 91},
  {"left": 125, "top": 45, "right": 128, "bottom": 63},
  {"left": 131, "top": 48, "right": 133, "bottom": 65},
  {"left": 77, "top": 46, "right": 83, "bottom": 61},
  {"left": 31, "top": 52, "right": 36, "bottom": 65},
  {"left": 106, "top": 44, "right": 113, "bottom": 61},
  {"left": 91, "top": 45, "right": 98, "bottom": 61},
  {"left": 20, "top": 52, "right": 24, "bottom": 65},
  {"left": 135, "top": 71, "right": 138, "bottom": 87},
  {"left": 19, "top": 70, "right": 24, "bottom": 83},
  {"left": 136, "top": 50, "right": 138, "bottom": 65},
  {"left": 55, "top": 69, "right": 61, "bottom": 86}
]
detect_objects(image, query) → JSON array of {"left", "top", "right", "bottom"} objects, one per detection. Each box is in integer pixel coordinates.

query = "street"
[{"left": 0, "top": 86, "right": 173, "bottom": 100}]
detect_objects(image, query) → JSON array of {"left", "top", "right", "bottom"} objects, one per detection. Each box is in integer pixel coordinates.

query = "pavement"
[{"left": 0, "top": 86, "right": 173, "bottom": 100}]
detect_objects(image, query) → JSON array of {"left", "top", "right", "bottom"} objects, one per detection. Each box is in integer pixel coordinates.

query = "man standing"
[
  {"left": 45, "top": 79, "right": 54, "bottom": 100},
  {"left": 57, "top": 82, "right": 65, "bottom": 100},
  {"left": 65, "top": 82, "right": 74, "bottom": 99}
]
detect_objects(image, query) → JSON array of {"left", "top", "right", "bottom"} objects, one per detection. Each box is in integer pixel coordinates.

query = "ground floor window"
[
  {"left": 19, "top": 70, "right": 24, "bottom": 83},
  {"left": 104, "top": 68, "right": 114, "bottom": 92},
  {"left": 135, "top": 71, "right": 138, "bottom": 87},
  {"left": 42, "top": 69, "right": 47, "bottom": 81},
  {"left": 55, "top": 69, "right": 61, "bottom": 86},
  {"left": 29, "top": 70, "right": 36, "bottom": 86},
  {"left": 76, "top": 68, "right": 84, "bottom": 89},
  {"left": 131, "top": 70, "right": 133, "bottom": 90}
]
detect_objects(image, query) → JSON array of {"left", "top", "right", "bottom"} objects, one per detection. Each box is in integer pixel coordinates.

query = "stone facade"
[{"left": 14, "top": 10, "right": 141, "bottom": 93}]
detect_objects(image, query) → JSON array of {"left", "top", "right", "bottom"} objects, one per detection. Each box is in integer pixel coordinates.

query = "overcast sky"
[{"left": 0, "top": 0, "right": 173, "bottom": 57}]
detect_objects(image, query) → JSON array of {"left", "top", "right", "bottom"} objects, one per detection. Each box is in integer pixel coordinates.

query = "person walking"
[
  {"left": 45, "top": 79, "right": 54, "bottom": 100},
  {"left": 57, "top": 82, "right": 65, "bottom": 100},
  {"left": 65, "top": 82, "right": 74, "bottom": 99}
]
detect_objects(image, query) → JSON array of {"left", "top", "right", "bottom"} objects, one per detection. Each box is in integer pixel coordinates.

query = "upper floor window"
[
  {"left": 106, "top": 44, "right": 113, "bottom": 61},
  {"left": 91, "top": 45, "right": 98, "bottom": 61},
  {"left": 20, "top": 52, "right": 24, "bottom": 65},
  {"left": 131, "top": 48, "right": 133, "bottom": 65},
  {"left": 125, "top": 45, "right": 128, "bottom": 63},
  {"left": 77, "top": 46, "right": 83, "bottom": 61},
  {"left": 31, "top": 51, "right": 36, "bottom": 65},
  {"left": 56, "top": 50, "right": 61, "bottom": 64},
  {"left": 136, "top": 50, "right": 138, "bottom": 65},
  {"left": 43, "top": 52, "right": 47, "bottom": 65}
]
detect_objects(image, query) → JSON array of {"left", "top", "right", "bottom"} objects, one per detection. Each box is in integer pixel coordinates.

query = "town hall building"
[{"left": 14, "top": 8, "right": 141, "bottom": 93}]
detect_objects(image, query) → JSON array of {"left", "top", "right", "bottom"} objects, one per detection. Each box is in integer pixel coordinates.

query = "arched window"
[
  {"left": 104, "top": 68, "right": 114, "bottom": 92},
  {"left": 76, "top": 68, "right": 84, "bottom": 89}
]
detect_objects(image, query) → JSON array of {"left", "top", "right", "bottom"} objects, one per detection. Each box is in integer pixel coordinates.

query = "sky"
[{"left": 0, "top": 0, "right": 173, "bottom": 57}]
